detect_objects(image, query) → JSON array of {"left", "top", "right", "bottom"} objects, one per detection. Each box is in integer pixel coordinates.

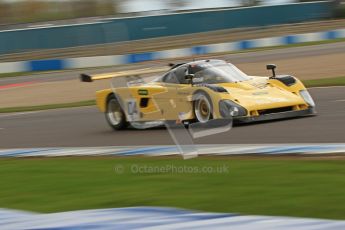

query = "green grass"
[
  {"left": 0, "top": 100, "right": 95, "bottom": 113},
  {"left": 0, "top": 72, "right": 34, "bottom": 79},
  {"left": 242, "top": 38, "right": 345, "bottom": 53},
  {"left": 0, "top": 157, "right": 344, "bottom": 219},
  {"left": 303, "top": 76, "right": 345, "bottom": 88}
]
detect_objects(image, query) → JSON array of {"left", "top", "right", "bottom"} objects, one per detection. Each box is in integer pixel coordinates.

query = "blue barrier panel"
[
  {"left": 239, "top": 40, "right": 253, "bottom": 49},
  {"left": 127, "top": 53, "right": 154, "bottom": 63},
  {"left": 0, "top": 2, "right": 333, "bottom": 55},
  {"left": 325, "top": 30, "right": 338, "bottom": 39},
  {"left": 28, "top": 59, "right": 65, "bottom": 71},
  {"left": 284, "top": 35, "right": 298, "bottom": 44},
  {"left": 1, "top": 28, "right": 345, "bottom": 74},
  {"left": 192, "top": 46, "right": 208, "bottom": 55}
]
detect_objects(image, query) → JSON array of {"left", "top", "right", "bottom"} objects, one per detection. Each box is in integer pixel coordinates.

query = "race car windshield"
[{"left": 191, "top": 62, "right": 251, "bottom": 84}]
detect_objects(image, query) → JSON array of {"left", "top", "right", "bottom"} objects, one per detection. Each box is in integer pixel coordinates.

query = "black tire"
[
  {"left": 105, "top": 94, "right": 129, "bottom": 130},
  {"left": 193, "top": 91, "right": 213, "bottom": 123}
]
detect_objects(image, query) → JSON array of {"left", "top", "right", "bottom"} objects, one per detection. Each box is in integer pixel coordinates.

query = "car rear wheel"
[
  {"left": 194, "top": 92, "right": 213, "bottom": 123},
  {"left": 105, "top": 95, "right": 128, "bottom": 130}
]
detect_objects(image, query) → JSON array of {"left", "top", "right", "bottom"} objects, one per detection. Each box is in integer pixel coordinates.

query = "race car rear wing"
[{"left": 80, "top": 66, "right": 169, "bottom": 82}]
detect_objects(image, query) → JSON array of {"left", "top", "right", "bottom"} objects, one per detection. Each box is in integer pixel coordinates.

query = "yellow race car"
[{"left": 81, "top": 59, "right": 315, "bottom": 130}]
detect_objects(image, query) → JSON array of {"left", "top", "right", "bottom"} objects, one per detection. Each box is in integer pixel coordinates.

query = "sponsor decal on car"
[
  {"left": 138, "top": 89, "right": 148, "bottom": 95},
  {"left": 252, "top": 91, "right": 269, "bottom": 95}
]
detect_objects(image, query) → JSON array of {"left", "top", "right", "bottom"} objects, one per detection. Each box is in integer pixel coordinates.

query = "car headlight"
[
  {"left": 219, "top": 100, "right": 247, "bottom": 118},
  {"left": 299, "top": 90, "right": 315, "bottom": 107}
]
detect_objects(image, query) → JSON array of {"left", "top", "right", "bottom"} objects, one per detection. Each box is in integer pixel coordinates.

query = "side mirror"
[
  {"left": 185, "top": 74, "right": 194, "bottom": 84},
  {"left": 266, "top": 64, "right": 276, "bottom": 78}
]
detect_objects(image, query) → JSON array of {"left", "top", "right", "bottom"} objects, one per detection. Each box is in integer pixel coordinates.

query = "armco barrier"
[
  {"left": 0, "top": 1, "right": 333, "bottom": 55},
  {"left": 0, "top": 28, "right": 344, "bottom": 74},
  {"left": 1, "top": 207, "right": 345, "bottom": 229},
  {"left": 1, "top": 144, "right": 345, "bottom": 157}
]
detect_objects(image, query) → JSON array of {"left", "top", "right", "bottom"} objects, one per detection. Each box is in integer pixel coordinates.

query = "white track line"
[
  {"left": 309, "top": 85, "right": 345, "bottom": 89},
  {"left": 0, "top": 111, "right": 41, "bottom": 118}
]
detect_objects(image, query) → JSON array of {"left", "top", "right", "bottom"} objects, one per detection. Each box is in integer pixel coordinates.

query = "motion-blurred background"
[
  {"left": 2, "top": 0, "right": 341, "bottom": 26},
  {"left": 0, "top": 2, "right": 345, "bottom": 228},
  {"left": 1, "top": 0, "right": 345, "bottom": 110},
  {"left": 0, "top": 0, "right": 344, "bottom": 62},
  {"left": 0, "top": 0, "right": 345, "bottom": 62}
]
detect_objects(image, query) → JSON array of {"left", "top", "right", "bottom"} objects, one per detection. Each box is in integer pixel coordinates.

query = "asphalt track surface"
[
  {"left": 1, "top": 42, "right": 345, "bottom": 86},
  {"left": 0, "top": 87, "right": 344, "bottom": 148}
]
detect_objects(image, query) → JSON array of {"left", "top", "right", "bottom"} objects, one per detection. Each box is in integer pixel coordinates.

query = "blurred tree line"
[
  {"left": 0, "top": 0, "right": 117, "bottom": 25},
  {"left": 0, "top": 0, "right": 344, "bottom": 26}
]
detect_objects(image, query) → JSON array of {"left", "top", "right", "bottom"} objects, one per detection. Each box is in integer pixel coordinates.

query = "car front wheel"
[{"left": 194, "top": 92, "right": 213, "bottom": 123}]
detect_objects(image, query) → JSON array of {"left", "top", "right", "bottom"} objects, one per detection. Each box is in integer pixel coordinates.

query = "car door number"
[{"left": 126, "top": 99, "right": 139, "bottom": 121}]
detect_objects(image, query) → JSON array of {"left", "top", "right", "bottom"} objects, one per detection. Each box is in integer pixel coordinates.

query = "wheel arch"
[
  {"left": 104, "top": 92, "right": 129, "bottom": 130},
  {"left": 95, "top": 89, "right": 115, "bottom": 112}
]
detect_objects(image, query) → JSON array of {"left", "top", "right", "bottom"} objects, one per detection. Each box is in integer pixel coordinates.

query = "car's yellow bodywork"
[
  {"left": 80, "top": 60, "right": 314, "bottom": 127},
  {"left": 95, "top": 75, "right": 309, "bottom": 122}
]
